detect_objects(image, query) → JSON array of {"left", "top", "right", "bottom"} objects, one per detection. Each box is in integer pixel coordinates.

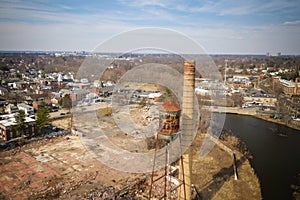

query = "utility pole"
[{"left": 224, "top": 59, "right": 228, "bottom": 85}]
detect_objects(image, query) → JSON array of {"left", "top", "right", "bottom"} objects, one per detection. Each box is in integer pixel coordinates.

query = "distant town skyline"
[{"left": 1, "top": 0, "right": 300, "bottom": 55}]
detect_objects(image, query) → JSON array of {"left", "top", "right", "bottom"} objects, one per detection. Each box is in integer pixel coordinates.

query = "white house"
[{"left": 17, "top": 103, "right": 34, "bottom": 115}]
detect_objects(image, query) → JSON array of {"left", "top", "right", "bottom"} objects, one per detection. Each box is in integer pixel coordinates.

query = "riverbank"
[
  {"left": 208, "top": 106, "right": 300, "bottom": 131},
  {"left": 252, "top": 114, "right": 300, "bottom": 131},
  {"left": 191, "top": 133, "right": 262, "bottom": 199}
]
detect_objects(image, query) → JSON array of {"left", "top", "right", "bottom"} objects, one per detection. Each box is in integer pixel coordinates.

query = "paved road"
[
  {"left": 50, "top": 102, "right": 110, "bottom": 119},
  {"left": 203, "top": 106, "right": 258, "bottom": 115},
  {"left": 49, "top": 108, "right": 71, "bottom": 119}
]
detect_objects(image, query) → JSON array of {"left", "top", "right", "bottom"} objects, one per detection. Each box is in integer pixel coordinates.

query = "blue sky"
[{"left": 0, "top": 0, "right": 300, "bottom": 54}]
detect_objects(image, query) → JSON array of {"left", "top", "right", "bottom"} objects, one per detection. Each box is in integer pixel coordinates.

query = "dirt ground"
[
  {"left": 51, "top": 117, "right": 71, "bottom": 130},
  {"left": 190, "top": 133, "right": 261, "bottom": 200},
  {"left": 0, "top": 134, "right": 144, "bottom": 199},
  {"left": 0, "top": 106, "right": 261, "bottom": 199},
  {"left": 123, "top": 82, "right": 163, "bottom": 92}
]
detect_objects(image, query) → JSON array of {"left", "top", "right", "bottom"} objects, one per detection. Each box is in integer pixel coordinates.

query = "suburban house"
[{"left": 17, "top": 103, "right": 34, "bottom": 115}]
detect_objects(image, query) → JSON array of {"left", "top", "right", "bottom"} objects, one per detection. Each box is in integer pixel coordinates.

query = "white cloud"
[
  {"left": 0, "top": 0, "right": 299, "bottom": 54},
  {"left": 117, "top": 0, "right": 167, "bottom": 8},
  {"left": 175, "top": 23, "right": 300, "bottom": 54},
  {"left": 283, "top": 20, "right": 300, "bottom": 26},
  {"left": 174, "top": 0, "right": 299, "bottom": 16}
]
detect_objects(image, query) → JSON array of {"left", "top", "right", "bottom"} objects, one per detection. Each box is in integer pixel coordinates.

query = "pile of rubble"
[
  {"left": 0, "top": 129, "right": 71, "bottom": 153},
  {"left": 86, "top": 178, "right": 148, "bottom": 200}
]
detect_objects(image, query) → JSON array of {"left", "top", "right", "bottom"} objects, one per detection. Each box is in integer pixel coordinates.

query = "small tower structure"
[
  {"left": 149, "top": 100, "right": 186, "bottom": 199},
  {"left": 158, "top": 100, "right": 181, "bottom": 141}
]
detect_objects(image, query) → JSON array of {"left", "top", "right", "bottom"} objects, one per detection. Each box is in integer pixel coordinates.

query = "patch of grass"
[{"left": 97, "top": 107, "right": 112, "bottom": 116}]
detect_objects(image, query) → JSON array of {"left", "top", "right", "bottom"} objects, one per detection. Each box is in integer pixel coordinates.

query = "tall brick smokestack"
[{"left": 179, "top": 60, "right": 195, "bottom": 200}]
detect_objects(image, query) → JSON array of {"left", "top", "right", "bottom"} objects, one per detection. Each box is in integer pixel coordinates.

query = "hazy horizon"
[{"left": 1, "top": 50, "right": 299, "bottom": 56}]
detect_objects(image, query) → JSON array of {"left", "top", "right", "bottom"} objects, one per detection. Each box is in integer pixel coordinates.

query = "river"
[{"left": 222, "top": 114, "right": 300, "bottom": 200}]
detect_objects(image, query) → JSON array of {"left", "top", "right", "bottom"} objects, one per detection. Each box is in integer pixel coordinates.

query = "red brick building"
[{"left": 0, "top": 114, "right": 36, "bottom": 141}]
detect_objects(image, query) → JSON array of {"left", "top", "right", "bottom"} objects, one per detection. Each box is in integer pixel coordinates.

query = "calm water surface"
[{"left": 222, "top": 114, "right": 300, "bottom": 200}]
